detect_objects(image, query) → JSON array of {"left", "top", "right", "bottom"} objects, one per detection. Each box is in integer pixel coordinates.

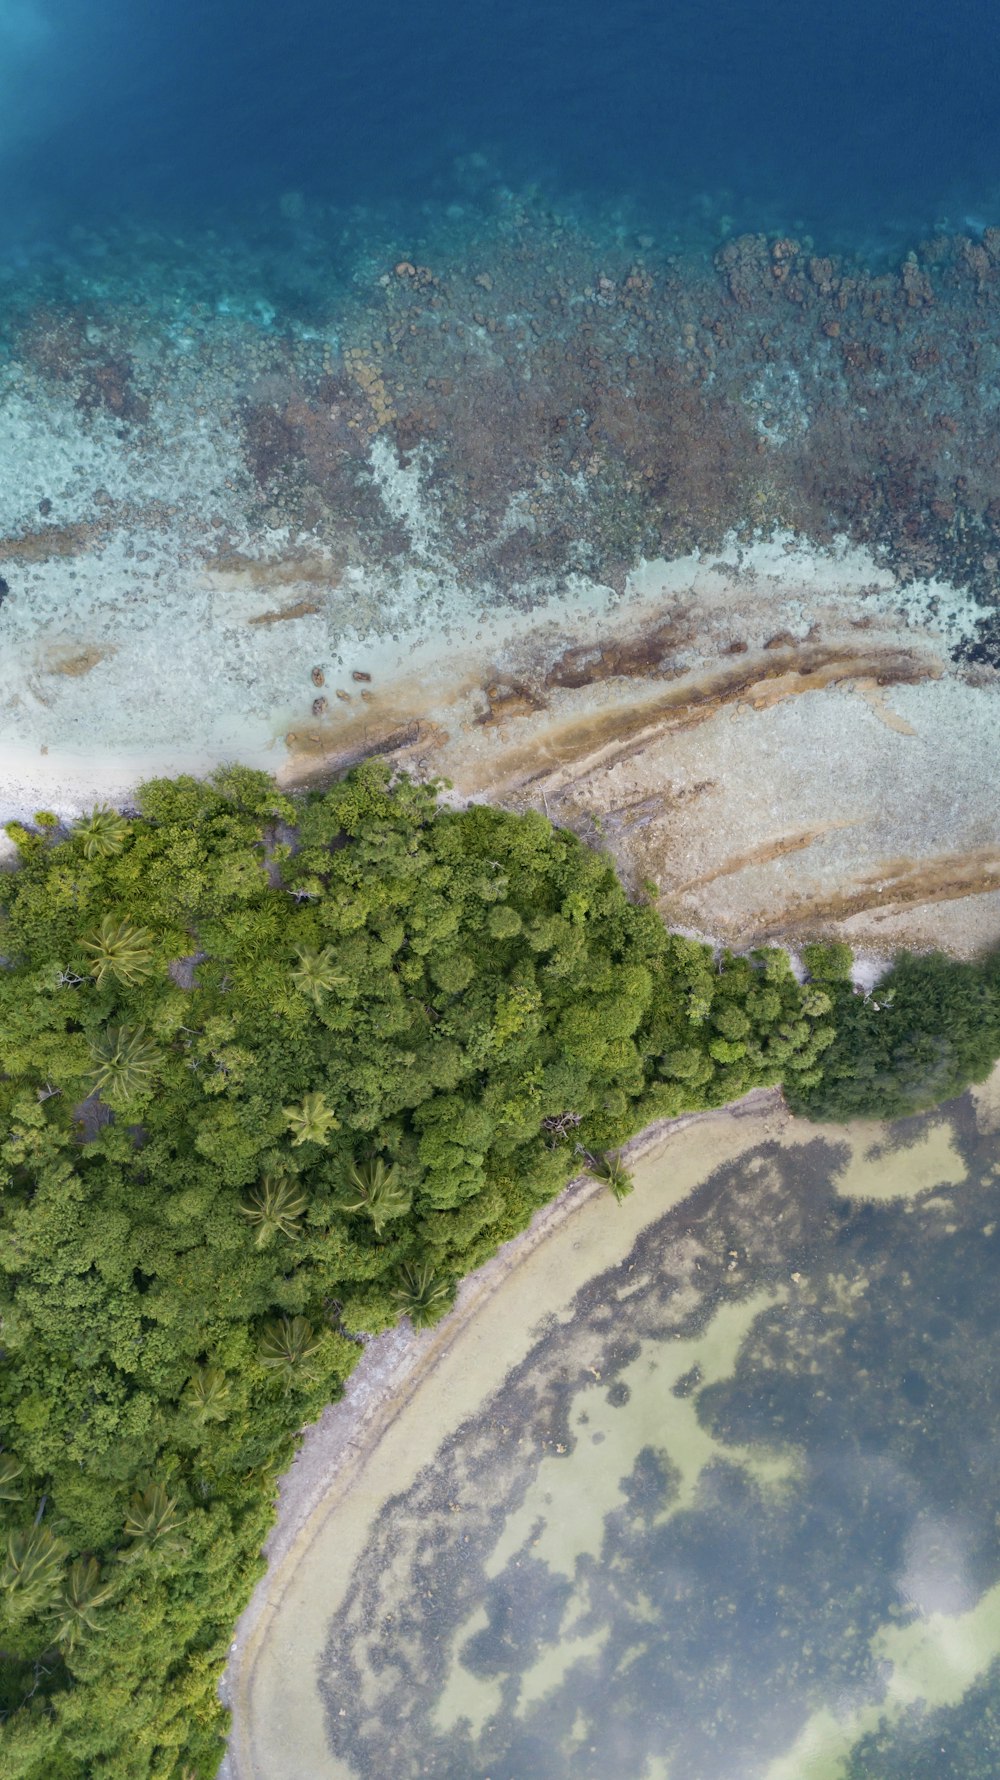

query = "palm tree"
[
  {"left": 0, "top": 1454, "right": 25, "bottom": 1503},
  {"left": 1, "top": 1525, "right": 67, "bottom": 1617},
  {"left": 45, "top": 1556, "right": 115, "bottom": 1651},
  {"left": 182, "top": 1366, "right": 232, "bottom": 1424},
  {"left": 257, "top": 1316, "right": 321, "bottom": 1391},
  {"left": 121, "top": 1483, "right": 186, "bottom": 1561},
  {"left": 338, "top": 1156, "right": 411, "bottom": 1237},
  {"left": 582, "top": 1149, "right": 634, "bottom": 1203},
  {"left": 76, "top": 807, "right": 131, "bottom": 860},
  {"left": 81, "top": 916, "right": 155, "bottom": 989},
  {"left": 88, "top": 1026, "right": 160, "bottom": 1105},
  {"left": 240, "top": 1173, "right": 309, "bottom": 1246},
  {"left": 393, "top": 1262, "right": 454, "bottom": 1327},
  {"left": 283, "top": 1089, "right": 338, "bottom": 1147},
  {"left": 290, "top": 946, "right": 345, "bottom": 1009}
]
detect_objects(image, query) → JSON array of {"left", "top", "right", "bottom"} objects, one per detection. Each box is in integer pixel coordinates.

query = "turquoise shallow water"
[{"left": 317, "top": 1098, "right": 1000, "bottom": 1779}]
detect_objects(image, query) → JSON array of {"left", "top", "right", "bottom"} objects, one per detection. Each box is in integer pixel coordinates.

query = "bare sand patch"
[{"left": 763, "top": 1578, "right": 1000, "bottom": 1780}]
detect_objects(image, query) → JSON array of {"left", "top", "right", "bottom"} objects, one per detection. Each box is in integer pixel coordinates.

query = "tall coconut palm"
[
  {"left": 393, "top": 1262, "right": 454, "bottom": 1327},
  {"left": 257, "top": 1315, "right": 321, "bottom": 1391},
  {"left": 88, "top": 1026, "right": 160, "bottom": 1105},
  {"left": 582, "top": 1149, "right": 634, "bottom": 1203},
  {"left": 240, "top": 1173, "right": 309, "bottom": 1246},
  {"left": 182, "top": 1366, "right": 232, "bottom": 1425},
  {"left": 121, "top": 1484, "right": 186, "bottom": 1561},
  {"left": 290, "top": 946, "right": 345, "bottom": 1009},
  {"left": 338, "top": 1156, "right": 411, "bottom": 1237},
  {"left": 283, "top": 1089, "right": 338, "bottom": 1147},
  {"left": 0, "top": 1454, "right": 25, "bottom": 1503},
  {"left": 81, "top": 916, "right": 155, "bottom": 989},
  {"left": 76, "top": 806, "right": 131, "bottom": 860},
  {"left": 1, "top": 1524, "right": 67, "bottom": 1617},
  {"left": 46, "top": 1556, "right": 115, "bottom": 1651}
]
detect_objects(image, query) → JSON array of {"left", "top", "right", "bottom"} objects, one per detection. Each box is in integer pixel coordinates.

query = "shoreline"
[
  {"left": 2, "top": 530, "right": 998, "bottom": 958},
  {"left": 220, "top": 1081, "right": 975, "bottom": 1780},
  {"left": 5, "top": 205, "right": 1000, "bottom": 957},
  {"left": 218, "top": 1086, "right": 791, "bottom": 1780}
]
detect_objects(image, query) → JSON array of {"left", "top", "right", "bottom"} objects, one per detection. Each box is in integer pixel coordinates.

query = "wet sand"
[{"left": 221, "top": 1086, "right": 960, "bottom": 1780}]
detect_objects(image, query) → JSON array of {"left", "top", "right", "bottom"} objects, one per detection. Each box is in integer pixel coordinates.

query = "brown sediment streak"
[
  {"left": 0, "top": 523, "right": 98, "bottom": 562},
  {"left": 476, "top": 676, "right": 547, "bottom": 725},
  {"left": 43, "top": 644, "right": 116, "bottom": 677},
  {"left": 246, "top": 599, "right": 324, "bottom": 625},
  {"left": 204, "top": 552, "right": 344, "bottom": 590},
  {"left": 281, "top": 718, "right": 448, "bottom": 787},
  {"left": 753, "top": 848, "right": 1000, "bottom": 936},
  {"left": 674, "top": 820, "right": 861, "bottom": 893},
  {"left": 542, "top": 613, "right": 695, "bottom": 689},
  {"left": 502, "top": 643, "right": 940, "bottom": 793},
  {"left": 600, "top": 784, "right": 717, "bottom": 827},
  {"left": 852, "top": 677, "right": 919, "bottom": 734}
]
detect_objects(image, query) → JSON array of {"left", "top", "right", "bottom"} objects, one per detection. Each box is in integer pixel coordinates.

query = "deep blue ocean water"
[{"left": 3, "top": 0, "right": 1000, "bottom": 257}]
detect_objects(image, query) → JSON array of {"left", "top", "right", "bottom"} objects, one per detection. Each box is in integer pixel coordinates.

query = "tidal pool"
[{"left": 232, "top": 1092, "right": 1000, "bottom": 1780}]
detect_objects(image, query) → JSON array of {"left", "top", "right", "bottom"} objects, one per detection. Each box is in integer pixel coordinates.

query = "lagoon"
[{"left": 227, "top": 1082, "right": 1000, "bottom": 1779}]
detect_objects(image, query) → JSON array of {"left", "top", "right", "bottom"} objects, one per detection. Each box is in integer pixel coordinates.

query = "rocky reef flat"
[{"left": 3, "top": 193, "right": 1000, "bottom": 955}]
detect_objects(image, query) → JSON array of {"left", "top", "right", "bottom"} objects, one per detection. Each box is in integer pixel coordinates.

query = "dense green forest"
[{"left": 1, "top": 762, "right": 998, "bottom": 1779}]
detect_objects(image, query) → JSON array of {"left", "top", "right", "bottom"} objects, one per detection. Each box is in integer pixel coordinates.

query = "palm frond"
[
  {"left": 88, "top": 1026, "right": 160, "bottom": 1105},
  {"left": 81, "top": 916, "right": 155, "bottom": 989},
  {"left": 257, "top": 1315, "right": 321, "bottom": 1390},
  {"left": 1, "top": 1525, "right": 67, "bottom": 1616},
  {"left": 338, "top": 1156, "right": 411, "bottom": 1236},
  {"left": 46, "top": 1556, "right": 115, "bottom": 1650},
  {"left": 283, "top": 1090, "right": 338, "bottom": 1147},
  {"left": 240, "top": 1173, "right": 309, "bottom": 1245},
  {"left": 582, "top": 1149, "right": 634, "bottom": 1202},
  {"left": 121, "top": 1483, "right": 186, "bottom": 1560},
  {"left": 75, "top": 807, "right": 131, "bottom": 860},
  {"left": 393, "top": 1263, "right": 454, "bottom": 1327},
  {"left": 290, "top": 946, "right": 345, "bottom": 1009},
  {"left": 182, "top": 1366, "right": 232, "bottom": 1424},
  {"left": 0, "top": 1454, "right": 26, "bottom": 1503}
]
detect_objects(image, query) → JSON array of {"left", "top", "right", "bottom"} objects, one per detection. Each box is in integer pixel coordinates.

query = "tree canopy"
[{"left": 0, "top": 761, "right": 997, "bottom": 1777}]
